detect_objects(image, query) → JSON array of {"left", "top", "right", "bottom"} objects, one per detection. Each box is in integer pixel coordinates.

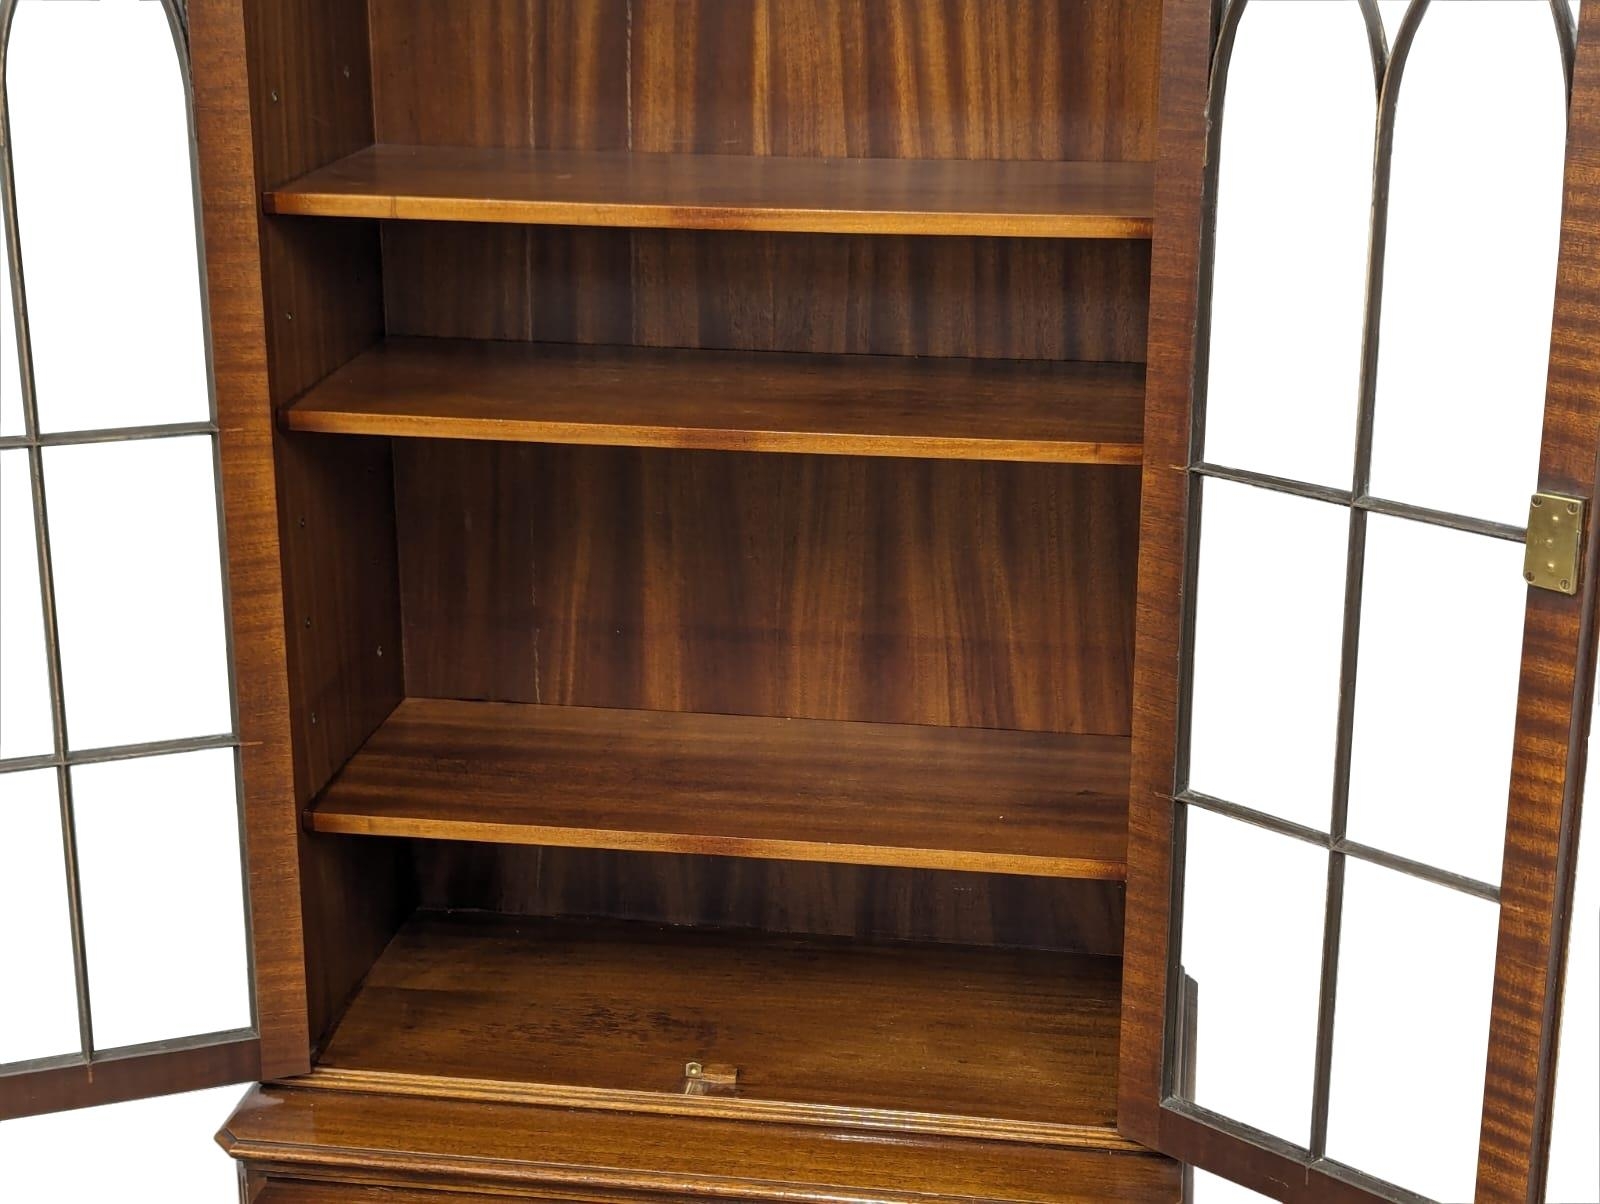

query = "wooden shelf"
[
  {"left": 308, "top": 699, "right": 1129, "bottom": 880},
  {"left": 284, "top": 338, "right": 1145, "bottom": 464},
  {"left": 311, "top": 911, "right": 1132, "bottom": 1145},
  {"left": 264, "top": 146, "right": 1154, "bottom": 239}
]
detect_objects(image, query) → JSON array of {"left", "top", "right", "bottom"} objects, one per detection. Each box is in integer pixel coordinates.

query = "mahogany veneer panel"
[
  {"left": 364, "top": 0, "right": 1161, "bottom": 162},
  {"left": 265, "top": 146, "right": 1154, "bottom": 238},
  {"left": 366, "top": 0, "right": 628, "bottom": 150},
  {"left": 383, "top": 226, "right": 1152, "bottom": 363},
  {"left": 314, "top": 913, "right": 1125, "bottom": 1135},
  {"left": 414, "top": 844, "right": 1126, "bottom": 956},
  {"left": 363, "top": 0, "right": 1156, "bottom": 363},
  {"left": 285, "top": 338, "right": 1144, "bottom": 463},
  {"left": 309, "top": 699, "right": 1128, "bottom": 879},
  {"left": 628, "top": 0, "right": 1161, "bottom": 161},
  {"left": 226, "top": 1085, "right": 1182, "bottom": 1204},
  {"left": 393, "top": 444, "right": 1140, "bottom": 734},
  {"left": 240, "top": 0, "right": 416, "bottom": 1057}
]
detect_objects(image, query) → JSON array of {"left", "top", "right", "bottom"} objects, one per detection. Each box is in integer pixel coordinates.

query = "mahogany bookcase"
[{"left": 1, "top": 2, "right": 1596, "bottom": 1202}]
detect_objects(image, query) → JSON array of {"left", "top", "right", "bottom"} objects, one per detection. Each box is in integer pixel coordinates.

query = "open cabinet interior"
[
  {"left": 9, "top": 0, "right": 1600, "bottom": 1200},
  {"left": 248, "top": 0, "right": 1163, "bottom": 1174}
]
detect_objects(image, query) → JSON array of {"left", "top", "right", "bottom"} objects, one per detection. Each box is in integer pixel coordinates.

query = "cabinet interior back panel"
[
  {"left": 393, "top": 442, "right": 1139, "bottom": 736},
  {"left": 381, "top": 225, "right": 1150, "bottom": 364},
  {"left": 367, "top": 0, "right": 1157, "bottom": 366},
  {"left": 413, "top": 844, "right": 1126, "bottom": 956},
  {"left": 365, "top": 0, "right": 1161, "bottom": 159}
]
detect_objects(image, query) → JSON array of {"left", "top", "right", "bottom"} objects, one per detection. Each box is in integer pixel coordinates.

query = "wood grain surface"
[
  {"left": 1116, "top": 0, "right": 1210, "bottom": 1153},
  {"left": 360, "top": 0, "right": 1158, "bottom": 160},
  {"left": 383, "top": 225, "right": 1152, "bottom": 365},
  {"left": 393, "top": 444, "right": 1139, "bottom": 734},
  {"left": 360, "top": 0, "right": 1156, "bottom": 366},
  {"left": 284, "top": 337, "right": 1145, "bottom": 463},
  {"left": 1478, "top": 2, "right": 1600, "bottom": 1199},
  {"left": 186, "top": 0, "right": 311, "bottom": 1080},
  {"left": 266, "top": 146, "right": 1154, "bottom": 238},
  {"left": 412, "top": 844, "right": 1126, "bottom": 956},
  {"left": 315, "top": 911, "right": 1124, "bottom": 1133},
  {"left": 223, "top": 1083, "right": 1182, "bottom": 1204},
  {"left": 238, "top": 0, "right": 419, "bottom": 1057},
  {"left": 307, "top": 698, "right": 1129, "bottom": 878}
]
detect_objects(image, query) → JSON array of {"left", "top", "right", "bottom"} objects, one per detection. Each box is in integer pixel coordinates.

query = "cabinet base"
[{"left": 222, "top": 1085, "right": 1181, "bottom": 1203}]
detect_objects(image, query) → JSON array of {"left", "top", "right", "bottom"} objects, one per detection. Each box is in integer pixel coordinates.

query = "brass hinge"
[{"left": 1524, "top": 493, "right": 1586, "bottom": 596}]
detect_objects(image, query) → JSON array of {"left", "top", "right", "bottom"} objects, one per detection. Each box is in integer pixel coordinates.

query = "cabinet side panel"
[
  {"left": 188, "top": 0, "right": 310, "bottom": 1078},
  {"left": 240, "top": 0, "right": 413, "bottom": 1050},
  {"left": 393, "top": 443, "right": 1139, "bottom": 737},
  {"left": 242, "top": 0, "right": 396, "bottom": 795}
]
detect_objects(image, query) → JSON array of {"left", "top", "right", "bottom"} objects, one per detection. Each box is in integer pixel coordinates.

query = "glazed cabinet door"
[
  {"left": 1122, "top": 0, "right": 1598, "bottom": 1200},
  {"left": 0, "top": 0, "right": 305, "bottom": 1118}
]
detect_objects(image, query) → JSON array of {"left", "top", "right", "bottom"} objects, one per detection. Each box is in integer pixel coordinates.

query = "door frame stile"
[
  {"left": 188, "top": 0, "right": 311, "bottom": 1082},
  {"left": 1117, "top": 0, "right": 1215, "bottom": 1155},
  {"left": 1478, "top": 2, "right": 1600, "bottom": 1198}
]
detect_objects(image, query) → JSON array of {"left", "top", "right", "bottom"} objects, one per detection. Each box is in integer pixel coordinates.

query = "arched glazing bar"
[
  {"left": 0, "top": 0, "right": 255, "bottom": 1073},
  {"left": 1186, "top": 0, "right": 1386, "bottom": 489},
  {"left": 1363, "top": 0, "right": 1574, "bottom": 528},
  {"left": 1190, "top": 0, "right": 1577, "bottom": 528},
  {"left": 1171, "top": 0, "right": 1579, "bottom": 1198}
]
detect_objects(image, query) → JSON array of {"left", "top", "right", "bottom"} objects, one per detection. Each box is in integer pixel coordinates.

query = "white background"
[
  {"left": 1, "top": 1, "right": 1596, "bottom": 1202},
  {"left": 0, "top": 1086, "right": 244, "bottom": 1199}
]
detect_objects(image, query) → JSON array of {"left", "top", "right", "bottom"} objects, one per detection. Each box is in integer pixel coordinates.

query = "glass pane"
[
  {"left": 0, "top": 768, "right": 80, "bottom": 1064},
  {"left": 73, "top": 748, "right": 249, "bottom": 1050},
  {"left": 5, "top": 0, "right": 209, "bottom": 433},
  {"left": 1548, "top": 694, "right": 1599, "bottom": 1200},
  {"left": 1, "top": 450, "right": 52, "bottom": 759},
  {"left": 1200, "top": 0, "right": 1375, "bottom": 488},
  {"left": 1177, "top": 807, "right": 1327, "bottom": 1146},
  {"left": 1326, "top": 861, "right": 1499, "bottom": 1202},
  {"left": 0, "top": 193, "right": 22, "bottom": 439},
  {"left": 1187, "top": 479, "right": 1348, "bottom": 830},
  {"left": 1346, "top": 517, "right": 1526, "bottom": 886},
  {"left": 45, "top": 436, "right": 231, "bottom": 751},
  {"left": 1368, "top": 0, "right": 1568, "bottom": 525}
]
